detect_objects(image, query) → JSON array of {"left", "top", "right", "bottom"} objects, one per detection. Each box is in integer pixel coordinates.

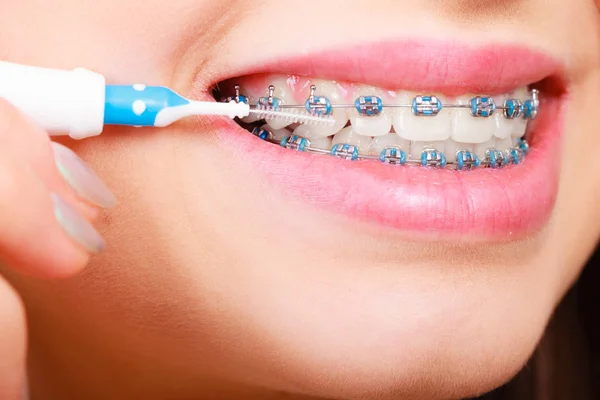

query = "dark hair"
[{"left": 474, "top": 245, "right": 600, "bottom": 400}]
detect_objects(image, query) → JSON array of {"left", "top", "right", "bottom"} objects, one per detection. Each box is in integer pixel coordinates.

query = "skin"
[{"left": 0, "top": 1, "right": 599, "bottom": 399}]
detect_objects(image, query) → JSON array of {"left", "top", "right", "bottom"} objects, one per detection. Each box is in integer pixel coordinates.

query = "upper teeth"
[
  {"left": 350, "top": 86, "right": 392, "bottom": 136},
  {"left": 228, "top": 76, "right": 536, "bottom": 146}
]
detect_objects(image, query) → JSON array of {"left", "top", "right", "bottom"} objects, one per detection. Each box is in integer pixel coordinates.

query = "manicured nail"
[
  {"left": 51, "top": 193, "right": 105, "bottom": 253},
  {"left": 51, "top": 142, "right": 116, "bottom": 208}
]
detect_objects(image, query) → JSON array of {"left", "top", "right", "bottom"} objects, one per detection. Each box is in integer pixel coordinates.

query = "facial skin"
[{"left": 1, "top": 1, "right": 599, "bottom": 399}]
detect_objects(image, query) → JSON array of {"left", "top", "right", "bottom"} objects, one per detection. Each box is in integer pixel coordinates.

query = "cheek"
[
  {"left": 548, "top": 75, "right": 600, "bottom": 290},
  {"left": 0, "top": 0, "right": 228, "bottom": 83},
  {"left": 163, "top": 242, "right": 554, "bottom": 400},
  {"left": 78, "top": 126, "right": 559, "bottom": 399}
]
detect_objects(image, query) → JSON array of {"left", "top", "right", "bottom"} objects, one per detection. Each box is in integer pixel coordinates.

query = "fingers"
[
  {"left": 0, "top": 99, "right": 115, "bottom": 277},
  {"left": 0, "top": 99, "right": 115, "bottom": 400},
  {"left": 51, "top": 141, "right": 116, "bottom": 212},
  {"left": 0, "top": 99, "right": 115, "bottom": 213},
  {"left": 0, "top": 276, "right": 26, "bottom": 400},
  {"left": 0, "top": 147, "right": 101, "bottom": 276}
]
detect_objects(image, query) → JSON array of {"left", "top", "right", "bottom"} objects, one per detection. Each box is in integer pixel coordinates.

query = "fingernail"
[
  {"left": 51, "top": 193, "right": 106, "bottom": 253},
  {"left": 51, "top": 142, "right": 117, "bottom": 208}
]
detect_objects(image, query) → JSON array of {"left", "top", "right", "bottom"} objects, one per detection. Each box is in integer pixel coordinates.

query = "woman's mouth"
[
  {"left": 217, "top": 77, "right": 535, "bottom": 169},
  {"left": 207, "top": 40, "right": 567, "bottom": 241}
]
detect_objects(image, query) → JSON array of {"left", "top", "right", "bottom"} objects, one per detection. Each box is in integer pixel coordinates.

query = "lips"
[{"left": 207, "top": 40, "right": 567, "bottom": 241}]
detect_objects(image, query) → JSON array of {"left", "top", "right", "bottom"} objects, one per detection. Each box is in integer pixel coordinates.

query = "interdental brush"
[{"left": 0, "top": 61, "right": 334, "bottom": 140}]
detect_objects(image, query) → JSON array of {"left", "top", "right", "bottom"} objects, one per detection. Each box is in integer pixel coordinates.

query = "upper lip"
[{"left": 205, "top": 39, "right": 566, "bottom": 97}]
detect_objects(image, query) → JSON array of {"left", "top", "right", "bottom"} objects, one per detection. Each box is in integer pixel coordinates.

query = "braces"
[
  {"left": 224, "top": 84, "right": 540, "bottom": 120},
  {"left": 251, "top": 126, "right": 530, "bottom": 170},
  {"left": 222, "top": 83, "right": 538, "bottom": 170}
]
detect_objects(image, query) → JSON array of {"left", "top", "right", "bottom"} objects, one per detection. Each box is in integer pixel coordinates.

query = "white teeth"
[
  {"left": 450, "top": 95, "right": 495, "bottom": 144},
  {"left": 292, "top": 123, "right": 324, "bottom": 140},
  {"left": 444, "top": 140, "right": 475, "bottom": 163},
  {"left": 368, "top": 133, "right": 410, "bottom": 156},
  {"left": 410, "top": 140, "right": 446, "bottom": 159},
  {"left": 332, "top": 126, "right": 372, "bottom": 153},
  {"left": 303, "top": 80, "right": 349, "bottom": 137},
  {"left": 263, "top": 77, "right": 295, "bottom": 130},
  {"left": 260, "top": 124, "right": 291, "bottom": 143},
  {"left": 509, "top": 88, "right": 529, "bottom": 138},
  {"left": 495, "top": 136, "right": 513, "bottom": 151},
  {"left": 492, "top": 94, "right": 512, "bottom": 139},
  {"left": 307, "top": 136, "right": 333, "bottom": 150},
  {"left": 473, "top": 136, "right": 514, "bottom": 160},
  {"left": 350, "top": 86, "right": 392, "bottom": 136},
  {"left": 238, "top": 88, "right": 260, "bottom": 124},
  {"left": 390, "top": 91, "right": 412, "bottom": 139},
  {"left": 292, "top": 124, "right": 334, "bottom": 149},
  {"left": 396, "top": 93, "right": 451, "bottom": 142},
  {"left": 474, "top": 138, "right": 496, "bottom": 160},
  {"left": 511, "top": 115, "right": 528, "bottom": 138}
]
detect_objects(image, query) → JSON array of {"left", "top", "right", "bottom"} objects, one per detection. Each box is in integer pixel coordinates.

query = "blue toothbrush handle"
[
  {"left": 103, "top": 84, "right": 191, "bottom": 127},
  {"left": 0, "top": 61, "right": 253, "bottom": 139}
]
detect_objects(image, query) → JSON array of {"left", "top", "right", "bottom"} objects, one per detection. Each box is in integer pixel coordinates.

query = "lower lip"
[{"left": 216, "top": 97, "right": 564, "bottom": 240}]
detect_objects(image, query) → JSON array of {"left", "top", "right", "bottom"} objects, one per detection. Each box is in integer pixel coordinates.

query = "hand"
[{"left": 0, "top": 99, "right": 115, "bottom": 399}]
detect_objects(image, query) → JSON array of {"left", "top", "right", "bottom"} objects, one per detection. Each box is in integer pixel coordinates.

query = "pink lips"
[{"left": 214, "top": 41, "right": 566, "bottom": 240}]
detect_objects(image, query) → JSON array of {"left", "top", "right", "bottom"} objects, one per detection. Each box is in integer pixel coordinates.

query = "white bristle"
[{"left": 248, "top": 106, "right": 335, "bottom": 126}]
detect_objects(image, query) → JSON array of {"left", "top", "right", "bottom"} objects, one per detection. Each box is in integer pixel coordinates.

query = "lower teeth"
[{"left": 250, "top": 126, "right": 530, "bottom": 170}]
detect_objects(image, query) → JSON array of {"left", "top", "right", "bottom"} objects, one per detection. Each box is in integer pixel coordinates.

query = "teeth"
[
  {"left": 294, "top": 125, "right": 321, "bottom": 142},
  {"left": 292, "top": 125, "right": 333, "bottom": 149},
  {"left": 332, "top": 126, "right": 372, "bottom": 153},
  {"left": 259, "top": 124, "right": 291, "bottom": 143},
  {"left": 350, "top": 86, "right": 392, "bottom": 136},
  {"left": 263, "top": 77, "right": 295, "bottom": 130},
  {"left": 236, "top": 85, "right": 261, "bottom": 124},
  {"left": 390, "top": 91, "right": 412, "bottom": 139},
  {"left": 509, "top": 88, "right": 529, "bottom": 138},
  {"left": 495, "top": 136, "right": 513, "bottom": 152},
  {"left": 474, "top": 136, "right": 513, "bottom": 162},
  {"left": 303, "top": 80, "right": 349, "bottom": 137},
  {"left": 410, "top": 140, "right": 446, "bottom": 159},
  {"left": 444, "top": 140, "right": 475, "bottom": 163},
  {"left": 492, "top": 93, "right": 512, "bottom": 139},
  {"left": 368, "top": 133, "right": 410, "bottom": 156},
  {"left": 450, "top": 95, "right": 495, "bottom": 144},
  {"left": 308, "top": 136, "right": 333, "bottom": 150},
  {"left": 474, "top": 138, "right": 496, "bottom": 160},
  {"left": 292, "top": 123, "right": 323, "bottom": 140},
  {"left": 395, "top": 93, "right": 451, "bottom": 141}
]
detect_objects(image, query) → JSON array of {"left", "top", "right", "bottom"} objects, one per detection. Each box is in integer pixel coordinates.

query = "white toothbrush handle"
[
  {"left": 0, "top": 61, "right": 106, "bottom": 139},
  {"left": 0, "top": 61, "right": 252, "bottom": 139},
  {"left": 0, "top": 61, "right": 331, "bottom": 139}
]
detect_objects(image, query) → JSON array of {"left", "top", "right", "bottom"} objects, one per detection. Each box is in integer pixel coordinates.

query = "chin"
[{"left": 243, "top": 294, "right": 546, "bottom": 400}]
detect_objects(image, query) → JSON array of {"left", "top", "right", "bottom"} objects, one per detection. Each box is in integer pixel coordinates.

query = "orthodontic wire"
[
  {"left": 253, "top": 127, "right": 530, "bottom": 171},
  {"left": 225, "top": 84, "right": 539, "bottom": 119},
  {"left": 222, "top": 83, "right": 538, "bottom": 170}
]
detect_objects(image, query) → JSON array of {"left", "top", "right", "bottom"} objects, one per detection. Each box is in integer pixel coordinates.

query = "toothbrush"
[{"left": 0, "top": 61, "right": 332, "bottom": 140}]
